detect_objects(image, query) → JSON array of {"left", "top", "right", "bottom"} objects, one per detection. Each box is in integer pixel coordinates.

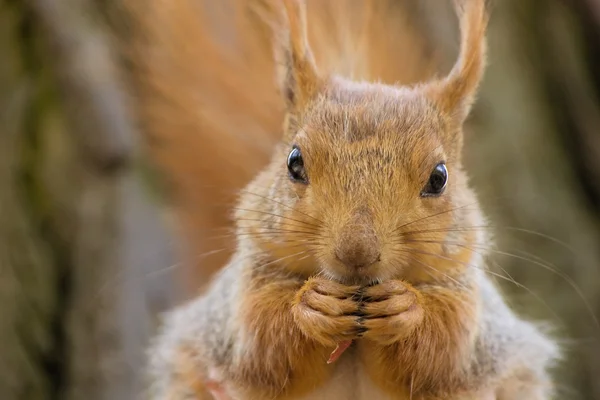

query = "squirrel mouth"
[{"left": 326, "top": 264, "right": 386, "bottom": 286}]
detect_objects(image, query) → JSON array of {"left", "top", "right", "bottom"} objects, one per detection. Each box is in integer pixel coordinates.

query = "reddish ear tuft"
[
  {"left": 253, "top": 0, "right": 323, "bottom": 112},
  {"left": 429, "top": 0, "right": 490, "bottom": 122}
]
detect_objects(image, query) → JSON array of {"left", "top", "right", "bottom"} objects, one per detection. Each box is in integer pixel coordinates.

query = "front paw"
[
  {"left": 360, "top": 280, "right": 424, "bottom": 345},
  {"left": 291, "top": 277, "right": 363, "bottom": 347}
]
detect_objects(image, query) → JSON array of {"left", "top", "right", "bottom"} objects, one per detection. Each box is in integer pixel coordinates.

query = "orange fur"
[
  {"left": 359, "top": 282, "right": 478, "bottom": 397},
  {"left": 231, "top": 273, "right": 336, "bottom": 399},
  {"left": 139, "top": 0, "right": 557, "bottom": 399}
]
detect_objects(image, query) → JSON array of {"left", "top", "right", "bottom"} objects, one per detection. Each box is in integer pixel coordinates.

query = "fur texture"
[{"left": 134, "top": 0, "right": 560, "bottom": 399}]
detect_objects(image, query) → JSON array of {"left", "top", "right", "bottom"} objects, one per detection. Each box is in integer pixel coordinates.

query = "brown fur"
[{"left": 138, "top": 0, "right": 559, "bottom": 399}]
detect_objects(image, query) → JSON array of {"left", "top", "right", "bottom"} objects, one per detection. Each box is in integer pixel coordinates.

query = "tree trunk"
[{"left": 0, "top": 1, "right": 178, "bottom": 399}]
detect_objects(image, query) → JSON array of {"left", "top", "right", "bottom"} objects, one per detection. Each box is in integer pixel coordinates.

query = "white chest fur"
[
  {"left": 289, "top": 350, "right": 495, "bottom": 400},
  {"left": 223, "top": 349, "right": 494, "bottom": 400},
  {"left": 293, "top": 351, "right": 396, "bottom": 400}
]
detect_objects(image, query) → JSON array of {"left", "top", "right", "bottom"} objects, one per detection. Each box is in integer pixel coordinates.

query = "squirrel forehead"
[{"left": 300, "top": 80, "right": 446, "bottom": 146}]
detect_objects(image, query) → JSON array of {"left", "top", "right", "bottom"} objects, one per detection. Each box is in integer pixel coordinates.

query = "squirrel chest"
[
  {"left": 141, "top": 0, "right": 559, "bottom": 398},
  {"left": 288, "top": 347, "right": 490, "bottom": 400},
  {"left": 291, "top": 349, "right": 394, "bottom": 400}
]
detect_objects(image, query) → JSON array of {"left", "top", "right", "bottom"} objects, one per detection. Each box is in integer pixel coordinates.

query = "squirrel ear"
[
  {"left": 262, "top": 0, "right": 322, "bottom": 112},
  {"left": 428, "top": 0, "right": 490, "bottom": 123}
]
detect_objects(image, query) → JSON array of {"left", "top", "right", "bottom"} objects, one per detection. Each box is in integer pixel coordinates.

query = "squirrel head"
[{"left": 237, "top": 0, "right": 490, "bottom": 284}]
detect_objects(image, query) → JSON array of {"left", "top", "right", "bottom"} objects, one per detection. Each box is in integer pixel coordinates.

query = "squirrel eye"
[
  {"left": 421, "top": 163, "right": 448, "bottom": 197},
  {"left": 287, "top": 146, "right": 308, "bottom": 184}
]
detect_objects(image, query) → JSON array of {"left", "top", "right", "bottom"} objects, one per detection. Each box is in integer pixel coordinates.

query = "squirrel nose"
[
  {"left": 334, "top": 219, "right": 381, "bottom": 269},
  {"left": 335, "top": 245, "right": 381, "bottom": 270}
]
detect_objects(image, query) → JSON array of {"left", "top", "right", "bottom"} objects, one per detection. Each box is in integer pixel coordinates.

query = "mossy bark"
[{"left": 0, "top": 1, "right": 176, "bottom": 399}]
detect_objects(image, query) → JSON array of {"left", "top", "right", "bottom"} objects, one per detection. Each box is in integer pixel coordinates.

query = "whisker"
[
  {"left": 206, "top": 234, "right": 327, "bottom": 248},
  {"left": 396, "top": 239, "right": 599, "bottom": 330},
  {"left": 392, "top": 201, "right": 482, "bottom": 234},
  {"left": 209, "top": 226, "right": 321, "bottom": 235},
  {"left": 390, "top": 246, "right": 566, "bottom": 328},
  {"left": 238, "top": 226, "right": 321, "bottom": 237},
  {"left": 236, "top": 228, "right": 322, "bottom": 235},
  {"left": 143, "top": 248, "right": 230, "bottom": 279},
  {"left": 235, "top": 217, "right": 320, "bottom": 231},
  {"left": 142, "top": 237, "right": 319, "bottom": 284},
  {"left": 232, "top": 207, "right": 322, "bottom": 229},
  {"left": 207, "top": 218, "right": 330, "bottom": 240},
  {"left": 296, "top": 253, "right": 312, "bottom": 262},
  {"left": 235, "top": 227, "right": 323, "bottom": 237},
  {"left": 252, "top": 250, "right": 309, "bottom": 271},
  {"left": 238, "top": 189, "right": 326, "bottom": 225},
  {"left": 395, "top": 225, "right": 574, "bottom": 255},
  {"left": 401, "top": 256, "right": 471, "bottom": 291},
  {"left": 204, "top": 229, "right": 327, "bottom": 242}
]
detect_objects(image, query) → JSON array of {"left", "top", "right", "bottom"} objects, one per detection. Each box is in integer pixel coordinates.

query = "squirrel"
[{"left": 131, "top": 0, "right": 560, "bottom": 399}]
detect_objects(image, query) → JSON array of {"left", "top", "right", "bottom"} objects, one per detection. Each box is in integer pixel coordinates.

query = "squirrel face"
[
  {"left": 237, "top": 77, "right": 481, "bottom": 284},
  {"left": 292, "top": 79, "right": 459, "bottom": 281},
  {"left": 236, "top": 0, "right": 488, "bottom": 284}
]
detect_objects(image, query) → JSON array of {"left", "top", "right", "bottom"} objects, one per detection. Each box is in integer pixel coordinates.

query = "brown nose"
[{"left": 335, "top": 215, "right": 380, "bottom": 269}]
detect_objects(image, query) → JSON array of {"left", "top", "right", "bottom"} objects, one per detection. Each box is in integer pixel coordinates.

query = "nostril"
[
  {"left": 334, "top": 214, "right": 380, "bottom": 270},
  {"left": 335, "top": 248, "right": 381, "bottom": 270}
]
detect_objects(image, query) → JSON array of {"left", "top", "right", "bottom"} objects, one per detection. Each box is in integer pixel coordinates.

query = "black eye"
[
  {"left": 421, "top": 163, "right": 448, "bottom": 197},
  {"left": 287, "top": 146, "right": 308, "bottom": 183}
]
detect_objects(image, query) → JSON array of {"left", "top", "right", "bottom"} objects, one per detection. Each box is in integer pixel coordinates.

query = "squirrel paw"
[
  {"left": 292, "top": 277, "right": 363, "bottom": 347},
  {"left": 360, "top": 280, "right": 424, "bottom": 345}
]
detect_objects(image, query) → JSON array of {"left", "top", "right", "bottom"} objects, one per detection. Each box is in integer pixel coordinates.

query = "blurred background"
[{"left": 1, "top": 0, "right": 600, "bottom": 399}]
